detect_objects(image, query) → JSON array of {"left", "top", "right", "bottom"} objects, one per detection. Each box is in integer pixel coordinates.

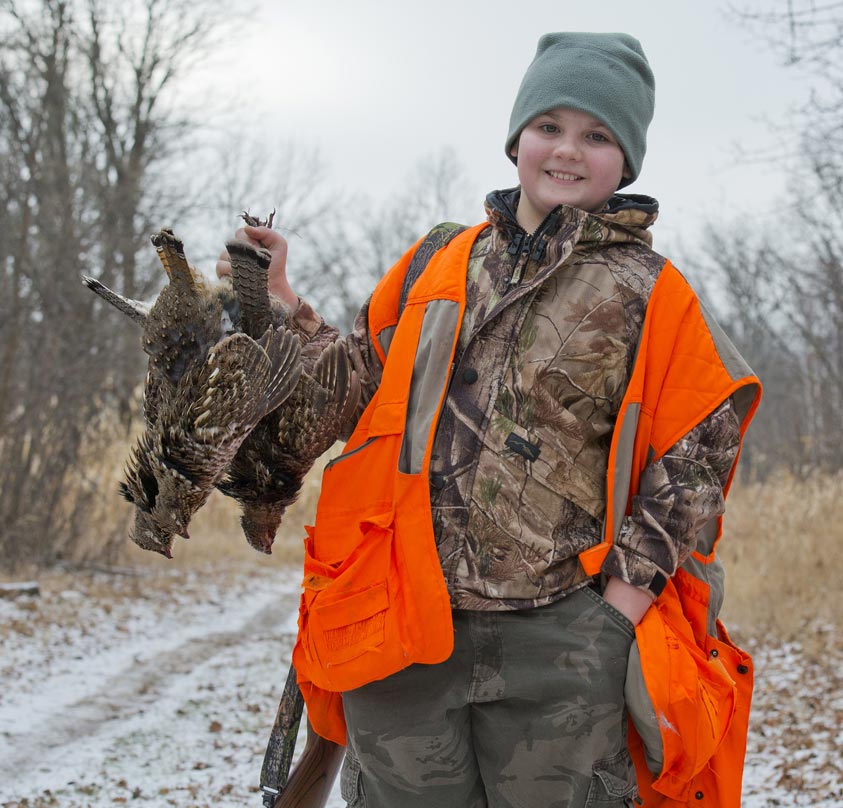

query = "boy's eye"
[
  {"left": 588, "top": 132, "right": 610, "bottom": 143},
  {"left": 539, "top": 123, "right": 558, "bottom": 134}
]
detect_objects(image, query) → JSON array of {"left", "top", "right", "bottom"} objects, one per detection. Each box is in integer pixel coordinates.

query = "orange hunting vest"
[{"left": 291, "top": 223, "right": 761, "bottom": 807}]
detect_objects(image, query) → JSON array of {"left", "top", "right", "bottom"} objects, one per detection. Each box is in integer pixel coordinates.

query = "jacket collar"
[{"left": 484, "top": 187, "right": 659, "bottom": 252}]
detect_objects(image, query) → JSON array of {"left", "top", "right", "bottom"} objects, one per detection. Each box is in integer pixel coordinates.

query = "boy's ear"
[
  {"left": 510, "top": 141, "right": 519, "bottom": 159},
  {"left": 622, "top": 161, "right": 632, "bottom": 180}
]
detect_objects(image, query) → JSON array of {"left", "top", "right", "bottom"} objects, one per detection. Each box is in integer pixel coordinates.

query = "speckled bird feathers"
[{"left": 88, "top": 227, "right": 303, "bottom": 557}]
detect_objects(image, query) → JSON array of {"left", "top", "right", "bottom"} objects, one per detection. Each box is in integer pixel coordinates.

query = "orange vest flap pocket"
[
  {"left": 313, "top": 582, "right": 390, "bottom": 667},
  {"left": 315, "top": 581, "right": 389, "bottom": 629}
]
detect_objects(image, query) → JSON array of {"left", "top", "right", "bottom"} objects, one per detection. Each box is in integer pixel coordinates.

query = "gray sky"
[{"left": 199, "top": 0, "right": 804, "bottom": 252}]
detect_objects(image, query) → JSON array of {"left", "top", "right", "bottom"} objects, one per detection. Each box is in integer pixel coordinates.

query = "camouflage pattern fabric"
[
  {"left": 292, "top": 189, "right": 741, "bottom": 607},
  {"left": 340, "top": 586, "right": 638, "bottom": 808},
  {"left": 286, "top": 297, "right": 340, "bottom": 363},
  {"left": 602, "top": 397, "right": 740, "bottom": 587}
]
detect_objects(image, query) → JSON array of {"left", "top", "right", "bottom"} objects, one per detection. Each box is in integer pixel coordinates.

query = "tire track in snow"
[{"left": 0, "top": 574, "right": 303, "bottom": 802}]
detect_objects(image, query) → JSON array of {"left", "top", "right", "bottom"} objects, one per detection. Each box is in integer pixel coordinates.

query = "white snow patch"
[{"left": 0, "top": 567, "right": 839, "bottom": 807}]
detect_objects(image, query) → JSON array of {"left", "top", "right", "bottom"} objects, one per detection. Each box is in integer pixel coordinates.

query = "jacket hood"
[{"left": 484, "top": 187, "right": 659, "bottom": 251}]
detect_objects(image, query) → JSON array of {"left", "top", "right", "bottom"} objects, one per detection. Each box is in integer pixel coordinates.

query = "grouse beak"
[{"left": 248, "top": 533, "right": 274, "bottom": 555}]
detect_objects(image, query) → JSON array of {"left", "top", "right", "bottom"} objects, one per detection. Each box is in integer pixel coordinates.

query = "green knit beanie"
[{"left": 506, "top": 32, "right": 655, "bottom": 187}]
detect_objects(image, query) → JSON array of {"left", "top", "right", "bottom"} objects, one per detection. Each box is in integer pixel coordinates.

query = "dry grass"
[
  {"left": 107, "top": 446, "right": 337, "bottom": 573},
  {"left": 37, "top": 420, "right": 843, "bottom": 646},
  {"left": 51, "top": 413, "right": 333, "bottom": 573},
  {"left": 719, "top": 470, "right": 843, "bottom": 644}
]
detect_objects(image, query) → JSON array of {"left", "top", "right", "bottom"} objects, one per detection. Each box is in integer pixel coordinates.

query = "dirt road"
[
  {"left": 0, "top": 566, "right": 343, "bottom": 807},
  {"left": 0, "top": 565, "right": 840, "bottom": 807}
]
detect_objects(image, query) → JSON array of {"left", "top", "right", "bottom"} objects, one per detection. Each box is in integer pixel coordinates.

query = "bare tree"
[
  {"left": 700, "top": 1, "right": 843, "bottom": 475},
  {"left": 191, "top": 134, "right": 336, "bottom": 263},
  {"left": 693, "top": 224, "right": 819, "bottom": 475},
  {"left": 0, "top": 0, "right": 230, "bottom": 569},
  {"left": 292, "top": 147, "right": 476, "bottom": 332}
]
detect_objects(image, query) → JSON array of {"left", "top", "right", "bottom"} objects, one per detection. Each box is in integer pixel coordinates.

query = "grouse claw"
[{"left": 241, "top": 209, "right": 276, "bottom": 229}]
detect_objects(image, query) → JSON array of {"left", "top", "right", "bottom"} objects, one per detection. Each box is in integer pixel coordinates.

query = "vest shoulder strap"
[{"left": 398, "top": 222, "right": 468, "bottom": 315}]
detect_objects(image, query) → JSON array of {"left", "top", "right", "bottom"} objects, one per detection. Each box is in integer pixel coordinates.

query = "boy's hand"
[
  {"left": 216, "top": 224, "right": 299, "bottom": 309},
  {"left": 603, "top": 576, "right": 653, "bottom": 627}
]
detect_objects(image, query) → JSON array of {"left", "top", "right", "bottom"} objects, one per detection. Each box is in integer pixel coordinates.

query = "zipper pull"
[{"left": 530, "top": 237, "right": 547, "bottom": 262}]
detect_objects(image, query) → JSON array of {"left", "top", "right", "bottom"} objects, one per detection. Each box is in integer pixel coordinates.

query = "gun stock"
[{"left": 274, "top": 722, "right": 343, "bottom": 808}]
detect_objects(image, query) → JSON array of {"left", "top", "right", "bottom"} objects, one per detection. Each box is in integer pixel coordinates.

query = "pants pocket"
[
  {"left": 586, "top": 748, "right": 639, "bottom": 807},
  {"left": 582, "top": 585, "right": 636, "bottom": 637},
  {"left": 340, "top": 749, "right": 365, "bottom": 807}
]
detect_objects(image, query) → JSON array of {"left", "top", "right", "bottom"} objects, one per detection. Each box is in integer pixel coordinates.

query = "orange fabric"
[
  {"left": 293, "top": 241, "right": 761, "bottom": 808},
  {"left": 365, "top": 233, "right": 426, "bottom": 366},
  {"left": 579, "top": 261, "right": 761, "bottom": 576},
  {"left": 586, "top": 261, "right": 761, "bottom": 806},
  {"left": 292, "top": 224, "right": 487, "bottom": 745}
]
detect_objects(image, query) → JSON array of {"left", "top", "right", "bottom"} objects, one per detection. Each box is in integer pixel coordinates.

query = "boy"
[{"left": 220, "top": 32, "right": 759, "bottom": 808}]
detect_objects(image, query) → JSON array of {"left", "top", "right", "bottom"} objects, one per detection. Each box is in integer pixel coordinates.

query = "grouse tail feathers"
[
  {"left": 81, "top": 276, "right": 149, "bottom": 325},
  {"left": 254, "top": 327, "right": 303, "bottom": 422},
  {"left": 151, "top": 228, "right": 200, "bottom": 288},
  {"left": 313, "top": 338, "right": 361, "bottom": 429}
]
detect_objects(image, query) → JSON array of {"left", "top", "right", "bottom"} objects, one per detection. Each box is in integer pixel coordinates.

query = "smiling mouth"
[{"left": 547, "top": 170, "right": 583, "bottom": 181}]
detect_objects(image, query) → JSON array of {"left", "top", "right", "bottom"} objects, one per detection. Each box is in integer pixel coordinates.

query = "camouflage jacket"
[{"left": 294, "top": 189, "right": 741, "bottom": 610}]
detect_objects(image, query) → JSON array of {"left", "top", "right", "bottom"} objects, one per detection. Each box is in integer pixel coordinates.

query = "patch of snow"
[{"left": 0, "top": 567, "right": 839, "bottom": 807}]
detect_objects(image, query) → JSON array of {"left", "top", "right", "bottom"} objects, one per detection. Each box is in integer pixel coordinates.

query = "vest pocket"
[
  {"left": 301, "top": 510, "right": 396, "bottom": 685},
  {"left": 315, "top": 582, "right": 389, "bottom": 665},
  {"left": 628, "top": 573, "right": 741, "bottom": 798}
]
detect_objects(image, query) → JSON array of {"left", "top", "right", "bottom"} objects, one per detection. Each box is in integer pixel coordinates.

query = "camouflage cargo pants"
[{"left": 340, "top": 585, "right": 639, "bottom": 808}]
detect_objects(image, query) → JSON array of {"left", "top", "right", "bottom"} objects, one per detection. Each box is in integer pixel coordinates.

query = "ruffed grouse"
[
  {"left": 216, "top": 239, "right": 360, "bottom": 553},
  {"left": 85, "top": 228, "right": 302, "bottom": 557}
]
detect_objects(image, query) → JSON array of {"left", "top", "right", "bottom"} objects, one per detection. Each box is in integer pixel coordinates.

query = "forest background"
[{"left": 1, "top": 0, "right": 842, "bottom": 645}]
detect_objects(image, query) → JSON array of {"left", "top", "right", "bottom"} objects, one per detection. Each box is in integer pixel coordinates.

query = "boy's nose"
[{"left": 553, "top": 136, "right": 581, "bottom": 160}]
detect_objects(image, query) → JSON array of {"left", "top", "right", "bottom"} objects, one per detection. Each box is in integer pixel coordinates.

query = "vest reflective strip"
[
  {"left": 580, "top": 399, "right": 642, "bottom": 576},
  {"left": 682, "top": 553, "right": 726, "bottom": 636},
  {"left": 699, "top": 301, "right": 758, "bottom": 426},
  {"left": 367, "top": 233, "right": 429, "bottom": 366},
  {"left": 399, "top": 300, "right": 461, "bottom": 474},
  {"left": 609, "top": 401, "right": 641, "bottom": 544},
  {"left": 377, "top": 324, "right": 397, "bottom": 358},
  {"left": 578, "top": 260, "right": 762, "bottom": 579}
]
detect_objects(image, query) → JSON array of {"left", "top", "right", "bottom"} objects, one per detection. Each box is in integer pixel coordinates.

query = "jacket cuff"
[
  {"left": 601, "top": 540, "right": 668, "bottom": 598},
  {"left": 290, "top": 296, "right": 324, "bottom": 338}
]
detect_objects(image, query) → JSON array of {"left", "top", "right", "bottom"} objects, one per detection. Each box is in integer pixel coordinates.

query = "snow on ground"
[
  {"left": 0, "top": 564, "right": 342, "bottom": 808},
  {"left": 0, "top": 564, "right": 840, "bottom": 807}
]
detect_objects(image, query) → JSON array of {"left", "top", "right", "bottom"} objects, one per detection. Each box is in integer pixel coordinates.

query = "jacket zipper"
[
  {"left": 504, "top": 210, "right": 557, "bottom": 287},
  {"left": 507, "top": 236, "right": 531, "bottom": 288}
]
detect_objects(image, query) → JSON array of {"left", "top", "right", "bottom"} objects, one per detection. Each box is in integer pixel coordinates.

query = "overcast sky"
[{"left": 197, "top": 0, "right": 804, "bottom": 253}]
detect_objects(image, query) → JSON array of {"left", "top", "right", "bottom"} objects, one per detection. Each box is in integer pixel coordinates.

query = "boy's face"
[{"left": 510, "top": 107, "right": 630, "bottom": 232}]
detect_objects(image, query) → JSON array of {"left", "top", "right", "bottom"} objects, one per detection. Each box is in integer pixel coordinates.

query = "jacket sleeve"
[
  {"left": 289, "top": 294, "right": 386, "bottom": 441},
  {"left": 600, "top": 396, "right": 742, "bottom": 595},
  {"left": 288, "top": 296, "right": 340, "bottom": 360},
  {"left": 340, "top": 297, "right": 386, "bottom": 439}
]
